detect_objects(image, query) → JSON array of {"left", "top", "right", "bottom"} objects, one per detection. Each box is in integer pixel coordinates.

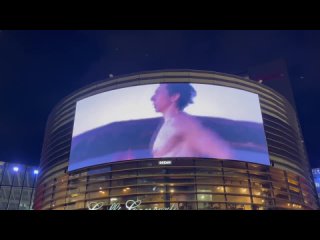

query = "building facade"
[
  {"left": 0, "top": 161, "right": 39, "bottom": 210},
  {"left": 34, "top": 70, "right": 319, "bottom": 210},
  {"left": 312, "top": 168, "right": 320, "bottom": 200}
]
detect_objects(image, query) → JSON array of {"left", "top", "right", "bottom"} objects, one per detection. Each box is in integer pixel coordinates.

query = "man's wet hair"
[{"left": 165, "top": 83, "right": 196, "bottom": 110}]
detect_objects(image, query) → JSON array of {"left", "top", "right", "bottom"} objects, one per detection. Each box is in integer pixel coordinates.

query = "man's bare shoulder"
[{"left": 172, "top": 113, "right": 202, "bottom": 131}]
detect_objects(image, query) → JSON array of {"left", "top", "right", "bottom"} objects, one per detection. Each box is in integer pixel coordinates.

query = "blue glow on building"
[{"left": 312, "top": 168, "right": 320, "bottom": 198}]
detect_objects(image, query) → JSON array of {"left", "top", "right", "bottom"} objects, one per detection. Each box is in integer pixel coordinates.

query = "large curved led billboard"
[{"left": 68, "top": 83, "right": 270, "bottom": 171}]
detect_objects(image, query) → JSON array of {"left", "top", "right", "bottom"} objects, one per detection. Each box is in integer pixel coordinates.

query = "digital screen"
[{"left": 68, "top": 83, "right": 270, "bottom": 171}]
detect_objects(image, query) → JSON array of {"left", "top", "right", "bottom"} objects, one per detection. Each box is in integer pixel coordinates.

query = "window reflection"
[
  {"left": 171, "top": 193, "right": 195, "bottom": 202},
  {"left": 198, "top": 202, "right": 226, "bottom": 210},
  {"left": 226, "top": 195, "right": 251, "bottom": 203},
  {"left": 226, "top": 203, "right": 251, "bottom": 210}
]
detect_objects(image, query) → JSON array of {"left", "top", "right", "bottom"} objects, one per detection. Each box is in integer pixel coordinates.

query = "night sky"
[{"left": 0, "top": 30, "right": 319, "bottom": 168}]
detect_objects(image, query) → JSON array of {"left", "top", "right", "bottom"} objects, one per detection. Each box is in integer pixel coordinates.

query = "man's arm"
[{"left": 189, "top": 126, "right": 233, "bottom": 159}]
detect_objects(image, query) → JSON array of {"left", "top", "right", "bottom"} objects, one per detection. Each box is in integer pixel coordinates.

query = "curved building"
[{"left": 34, "top": 70, "right": 319, "bottom": 210}]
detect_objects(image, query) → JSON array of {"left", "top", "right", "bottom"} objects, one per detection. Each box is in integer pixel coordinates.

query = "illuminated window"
[{"left": 226, "top": 195, "right": 251, "bottom": 203}]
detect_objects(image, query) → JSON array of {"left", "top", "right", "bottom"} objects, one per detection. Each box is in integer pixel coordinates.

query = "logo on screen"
[{"left": 158, "top": 160, "right": 172, "bottom": 165}]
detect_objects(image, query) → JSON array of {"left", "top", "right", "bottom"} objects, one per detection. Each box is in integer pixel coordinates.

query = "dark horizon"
[{"left": 1, "top": 30, "right": 319, "bottom": 168}]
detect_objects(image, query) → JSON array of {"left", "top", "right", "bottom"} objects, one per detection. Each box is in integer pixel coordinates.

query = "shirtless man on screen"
[{"left": 150, "top": 83, "right": 233, "bottom": 159}]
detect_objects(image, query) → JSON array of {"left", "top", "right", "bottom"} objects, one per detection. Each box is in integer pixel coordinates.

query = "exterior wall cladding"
[{"left": 34, "top": 70, "right": 319, "bottom": 210}]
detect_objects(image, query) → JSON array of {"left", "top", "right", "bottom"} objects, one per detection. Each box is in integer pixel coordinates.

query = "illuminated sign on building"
[
  {"left": 87, "top": 200, "right": 178, "bottom": 210},
  {"left": 158, "top": 160, "right": 172, "bottom": 165}
]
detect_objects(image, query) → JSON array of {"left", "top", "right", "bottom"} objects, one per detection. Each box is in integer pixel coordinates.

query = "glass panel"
[
  {"left": 226, "top": 203, "right": 252, "bottom": 210},
  {"left": 167, "top": 168, "right": 194, "bottom": 175},
  {"left": 66, "top": 179, "right": 86, "bottom": 203},
  {"left": 138, "top": 160, "right": 158, "bottom": 168},
  {"left": 196, "top": 168, "right": 223, "bottom": 176},
  {"left": 253, "top": 197, "right": 266, "bottom": 204},
  {"left": 172, "top": 159, "right": 194, "bottom": 166},
  {"left": 2, "top": 165, "right": 14, "bottom": 185},
  {"left": 66, "top": 192, "right": 85, "bottom": 204},
  {"left": 53, "top": 198, "right": 66, "bottom": 208},
  {"left": 112, "top": 162, "right": 137, "bottom": 171},
  {"left": 198, "top": 202, "right": 226, "bottom": 210},
  {"left": 273, "top": 183, "right": 289, "bottom": 196},
  {"left": 288, "top": 178, "right": 299, "bottom": 186},
  {"left": 112, "top": 170, "right": 137, "bottom": 179},
  {"left": 23, "top": 167, "right": 37, "bottom": 187},
  {"left": 87, "top": 182, "right": 109, "bottom": 192},
  {"left": 226, "top": 195, "right": 251, "bottom": 203},
  {"left": 0, "top": 162, "right": 5, "bottom": 184},
  {"left": 29, "top": 190, "right": 35, "bottom": 210},
  {"left": 249, "top": 172, "right": 269, "bottom": 181},
  {"left": 138, "top": 168, "right": 166, "bottom": 176},
  {"left": 197, "top": 176, "right": 225, "bottom": 184},
  {"left": 19, "top": 188, "right": 33, "bottom": 210},
  {"left": 248, "top": 163, "right": 269, "bottom": 172},
  {"left": 139, "top": 203, "right": 165, "bottom": 210},
  {"left": 223, "top": 161, "right": 247, "bottom": 169},
  {"left": 170, "top": 193, "right": 195, "bottom": 202},
  {"left": 225, "top": 186, "right": 249, "bottom": 195},
  {"left": 12, "top": 165, "right": 26, "bottom": 187},
  {"left": 211, "top": 194, "right": 225, "bottom": 202},
  {"left": 137, "top": 194, "right": 164, "bottom": 203},
  {"left": 197, "top": 193, "right": 213, "bottom": 201},
  {"left": 65, "top": 202, "right": 77, "bottom": 210},
  {"left": 197, "top": 185, "right": 225, "bottom": 194},
  {"left": 224, "top": 177, "right": 249, "bottom": 187},
  {"left": 251, "top": 187, "right": 272, "bottom": 198},
  {"left": 86, "top": 191, "right": 109, "bottom": 201},
  {"left": 195, "top": 159, "right": 222, "bottom": 167},
  {"left": 166, "top": 176, "right": 195, "bottom": 184},
  {"left": 138, "top": 186, "right": 165, "bottom": 194},
  {"left": 275, "top": 199, "right": 291, "bottom": 209},
  {"left": 224, "top": 170, "right": 248, "bottom": 179},
  {"left": 110, "top": 187, "right": 137, "bottom": 196},
  {"left": 167, "top": 185, "right": 195, "bottom": 193},
  {"left": 88, "top": 174, "right": 110, "bottom": 183},
  {"left": 113, "top": 178, "right": 137, "bottom": 186},
  {"left": 176, "top": 202, "right": 196, "bottom": 210},
  {"left": 270, "top": 170, "right": 285, "bottom": 181},
  {"left": 88, "top": 167, "right": 111, "bottom": 175},
  {"left": 0, "top": 186, "right": 11, "bottom": 209},
  {"left": 7, "top": 187, "right": 22, "bottom": 210}
]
